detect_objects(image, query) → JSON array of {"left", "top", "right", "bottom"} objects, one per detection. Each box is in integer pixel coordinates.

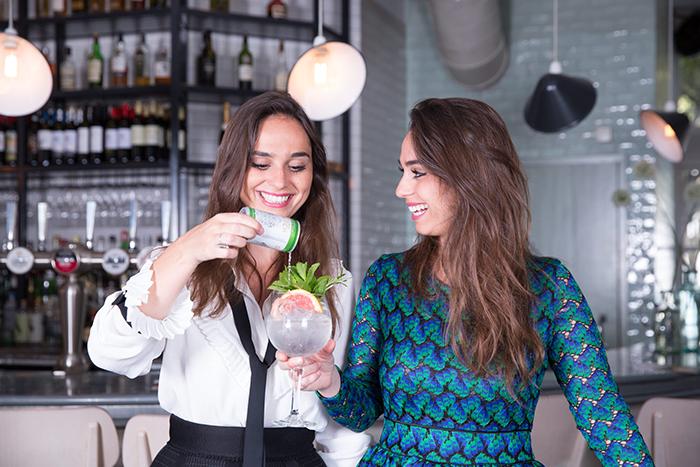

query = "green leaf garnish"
[{"left": 268, "top": 261, "right": 347, "bottom": 298}]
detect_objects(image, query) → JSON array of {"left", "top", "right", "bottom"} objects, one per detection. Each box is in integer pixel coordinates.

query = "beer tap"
[{"left": 1, "top": 201, "right": 52, "bottom": 275}]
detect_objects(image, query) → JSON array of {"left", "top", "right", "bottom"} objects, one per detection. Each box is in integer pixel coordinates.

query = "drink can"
[{"left": 240, "top": 207, "right": 300, "bottom": 253}]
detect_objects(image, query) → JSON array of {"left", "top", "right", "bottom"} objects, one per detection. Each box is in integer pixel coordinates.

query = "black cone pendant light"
[
  {"left": 639, "top": 0, "right": 689, "bottom": 163},
  {"left": 524, "top": 0, "right": 596, "bottom": 133}
]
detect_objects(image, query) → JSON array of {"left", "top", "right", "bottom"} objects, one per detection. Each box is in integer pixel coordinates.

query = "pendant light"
[
  {"left": 287, "top": 0, "right": 366, "bottom": 121},
  {"left": 524, "top": 0, "right": 596, "bottom": 133},
  {"left": 639, "top": 0, "right": 689, "bottom": 163},
  {"left": 0, "top": 1, "right": 53, "bottom": 116}
]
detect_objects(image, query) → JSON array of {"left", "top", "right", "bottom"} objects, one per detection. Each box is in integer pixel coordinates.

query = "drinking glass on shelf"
[{"left": 265, "top": 292, "right": 332, "bottom": 428}]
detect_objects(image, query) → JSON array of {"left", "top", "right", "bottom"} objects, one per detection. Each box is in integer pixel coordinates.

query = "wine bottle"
[
  {"left": 118, "top": 103, "right": 132, "bottom": 163},
  {"left": 153, "top": 38, "right": 171, "bottom": 85},
  {"left": 38, "top": 110, "right": 53, "bottom": 167},
  {"left": 3, "top": 119, "right": 17, "bottom": 167},
  {"left": 87, "top": 34, "right": 104, "bottom": 89},
  {"left": 131, "top": 101, "right": 145, "bottom": 162},
  {"left": 0, "top": 118, "right": 5, "bottom": 165},
  {"left": 133, "top": 33, "right": 150, "bottom": 86},
  {"left": 27, "top": 113, "right": 40, "bottom": 167},
  {"left": 89, "top": 105, "right": 104, "bottom": 165},
  {"left": 71, "top": 0, "right": 88, "bottom": 14},
  {"left": 104, "top": 106, "right": 119, "bottom": 164},
  {"left": 178, "top": 106, "right": 186, "bottom": 158},
  {"left": 110, "top": 33, "right": 128, "bottom": 88},
  {"left": 197, "top": 30, "right": 216, "bottom": 86},
  {"left": 109, "top": 0, "right": 125, "bottom": 12},
  {"left": 273, "top": 40, "right": 287, "bottom": 91},
  {"left": 89, "top": 0, "right": 105, "bottom": 14},
  {"left": 267, "top": 0, "right": 287, "bottom": 19},
  {"left": 63, "top": 106, "right": 78, "bottom": 166},
  {"left": 52, "top": 107, "right": 65, "bottom": 166},
  {"left": 210, "top": 0, "right": 227, "bottom": 12},
  {"left": 52, "top": 0, "right": 67, "bottom": 16},
  {"left": 59, "top": 46, "right": 77, "bottom": 91},
  {"left": 77, "top": 107, "right": 90, "bottom": 165},
  {"left": 238, "top": 35, "right": 253, "bottom": 91}
]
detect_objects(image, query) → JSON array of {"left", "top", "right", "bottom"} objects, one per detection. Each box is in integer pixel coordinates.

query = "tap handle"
[
  {"left": 161, "top": 200, "right": 171, "bottom": 245},
  {"left": 85, "top": 201, "right": 96, "bottom": 250},
  {"left": 129, "top": 197, "right": 137, "bottom": 252},
  {"left": 5, "top": 201, "right": 17, "bottom": 250},
  {"left": 37, "top": 202, "right": 47, "bottom": 251}
]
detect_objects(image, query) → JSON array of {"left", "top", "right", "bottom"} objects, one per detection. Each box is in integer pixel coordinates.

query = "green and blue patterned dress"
[{"left": 320, "top": 253, "right": 652, "bottom": 466}]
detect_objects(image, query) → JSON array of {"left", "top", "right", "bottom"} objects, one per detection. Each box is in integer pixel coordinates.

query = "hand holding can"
[{"left": 239, "top": 207, "right": 300, "bottom": 253}]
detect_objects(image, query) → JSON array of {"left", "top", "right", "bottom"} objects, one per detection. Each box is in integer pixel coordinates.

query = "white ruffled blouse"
[{"left": 87, "top": 257, "right": 370, "bottom": 466}]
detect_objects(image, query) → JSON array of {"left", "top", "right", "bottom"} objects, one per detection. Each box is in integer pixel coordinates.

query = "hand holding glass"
[{"left": 266, "top": 296, "right": 332, "bottom": 428}]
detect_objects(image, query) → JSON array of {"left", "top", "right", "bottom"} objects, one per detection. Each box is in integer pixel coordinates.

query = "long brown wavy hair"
[
  {"left": 405, "top": 97, "right": 543, "bottom": 390},
  {"left": 189, "top": 92, "right": 340, "bottom": 331}
]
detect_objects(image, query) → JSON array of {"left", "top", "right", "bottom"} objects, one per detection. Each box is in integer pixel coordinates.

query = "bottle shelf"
[
  {"left": 24, "top": 8, "right": 343, "bottom": 42},
  {"left": 24, "top": 160, "right": 170, "bottom": 174},
  {"left": 53, "top": 85, "right": 172, "bottom": 101}
]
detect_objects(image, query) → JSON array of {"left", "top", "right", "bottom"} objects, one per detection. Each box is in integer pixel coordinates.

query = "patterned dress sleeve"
[
  {"left": 546, "top": 260, "right": 653, "bottom": 466},
  {"left": 319, "top": 257, "right": 385, "bottom": 432}
]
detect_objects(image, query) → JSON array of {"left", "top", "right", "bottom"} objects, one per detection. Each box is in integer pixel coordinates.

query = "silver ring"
[{"left": 217, "top": 233, "right": 228, "bottom": 248}]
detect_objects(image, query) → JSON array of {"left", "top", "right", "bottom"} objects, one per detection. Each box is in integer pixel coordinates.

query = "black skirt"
[{"left": 151, "top": 415, "right": 326, "bottom": 467}]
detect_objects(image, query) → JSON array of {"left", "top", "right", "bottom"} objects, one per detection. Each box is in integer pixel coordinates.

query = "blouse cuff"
[{"left": 122, "top": 258, "right": 194, "bottom": 340}]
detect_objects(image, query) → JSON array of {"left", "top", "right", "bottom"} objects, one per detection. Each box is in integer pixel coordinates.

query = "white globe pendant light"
[
  {"left": 0, "top": 2, "right": 53, "bottom": 116},
  {"left": 287, "top": 0, "right": 366, "bottom": 121}
]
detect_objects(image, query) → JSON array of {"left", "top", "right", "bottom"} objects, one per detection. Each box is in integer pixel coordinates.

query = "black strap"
[
  {"left": 113, "top": 291, "right": 141, "bottom": 333},
  {"left": 230, "top": 298, "right": 277, "bottom": 467}
]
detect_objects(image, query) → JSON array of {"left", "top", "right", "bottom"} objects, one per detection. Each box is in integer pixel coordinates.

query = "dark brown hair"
[
  {"left": 405, "top": 97, "right": 543, "bottom": 390},
  {"left": 189, "top": 92, "right": 340, "bottom": 330}
]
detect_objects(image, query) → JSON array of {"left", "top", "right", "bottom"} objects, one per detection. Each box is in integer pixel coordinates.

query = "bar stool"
[
  {"left": 636, "top": 396, "right": 700, "bottom": 467},
  {"left": 0, "top": 406, "right": 119, "bottom": 467},
  {"left": 121, "top": 414, "right": 170, "bottom": 467}
]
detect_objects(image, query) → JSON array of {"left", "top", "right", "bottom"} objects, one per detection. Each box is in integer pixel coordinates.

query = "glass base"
[{"left": 272, "top": 412, "right": 320, "bottom": 429}]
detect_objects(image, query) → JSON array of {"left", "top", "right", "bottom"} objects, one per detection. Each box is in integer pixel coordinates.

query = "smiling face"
[
  {"left": 395, "top": 132, "right": 455, "bottom": 240},
  {"left": 240, "top": 115, "right": 313, "bottom": 218}
]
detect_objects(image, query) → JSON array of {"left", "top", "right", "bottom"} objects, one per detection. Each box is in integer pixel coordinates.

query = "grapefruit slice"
[{"left": 270, "top": 289, "right": 323, "bottom": 319}]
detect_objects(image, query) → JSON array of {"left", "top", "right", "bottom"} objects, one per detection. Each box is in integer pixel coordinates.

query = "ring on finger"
[{"left": 216, "top": 232, "right": 228, "bottom": 248}]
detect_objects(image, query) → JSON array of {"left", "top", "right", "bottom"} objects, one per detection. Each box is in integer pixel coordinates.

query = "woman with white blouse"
[{"left": 87, "top": 92, "right": 370, "bottom": 466}]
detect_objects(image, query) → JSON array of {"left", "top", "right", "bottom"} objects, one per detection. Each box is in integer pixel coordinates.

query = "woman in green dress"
[{"left": 279, "top": 97, "right": 653, "bottom": 466}]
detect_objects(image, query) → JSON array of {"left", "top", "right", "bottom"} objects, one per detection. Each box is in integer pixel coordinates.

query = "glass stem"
[{"left": 290, "top": 367, "right": 302, "bottom": 416}]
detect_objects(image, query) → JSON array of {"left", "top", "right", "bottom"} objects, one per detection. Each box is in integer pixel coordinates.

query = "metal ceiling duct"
[{"left": 427, "top": 0, "right": 509, "bottom": 89}]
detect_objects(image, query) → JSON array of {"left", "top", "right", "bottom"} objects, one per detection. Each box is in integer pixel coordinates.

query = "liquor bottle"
[
  {"left": 87, "top": 34, "right": 104, "bottom": 89},
  {"left": 63, "top": 106, "right": 78, "bottom": 165},
  {"left": 89, "top": 0, "right": 105, "bottom": 12},
  {"left": 130, "top": 0, "right": 145, "bottom": 10},
  {"left": 197, "top": 30, "right": 216, "bottom": 86},
  {"left": 109, "top": 0, "right": 125, "bottom": 12},
  {"left": 133, "top": 33, "right": 150, "bottom": 86},
  {"left": 0, "top": 118, "right": 5, "bottom": 164},
  {"left": 150, "top": 0, "right": 167, "bottom": 8},
  {"left": 59, "top": 46, "right": 77, "bottom": 91},
  {"left": 27, "top": 113, "right": 40, "bottom": 167},
  {"left": 52, "top": 0, "right": 67, "bottom": 16},
  {"left": 36, "top": 0, "right": 51, "bottom": 18},
  {"left": 89, "top": 105, "right": 104, "bottom": 164},
  {"left": 144, "top": 101, "right": 159, "bottom": 163},
  {"left": 178, "top": 106, "right": 186, "bottom": 158},
  {"left": 220, "top": 101, "right": 230, "bottom": 143},
  {"left": 156, "top": 103, "right": 168, "bottom": 161},
  {"left": 273, "top": 40, "right": 287, "bottom": 91},
  {"left": 131, "top": 101, "right": 145, "bottom": 162},
  {"left": 118, "top": 103, "right": 132, "bottom": 163},
  {"left": 153, "top": 38, "right": 171, "bottom": 85},
  {"left": 52, "top": 107, "right": 65, "bottom": 165},
  {"left": 110, "top": 33, "right": 128, "bottom": 88},
  {"left": 77, "top": 107, "right": 90, "bottom": 165},
  {"left": 267, "top": 0, "right": 287, "bottom": 19},
  {"left": 4, "top": 118, "right": 17, "bottom": 167},
  {"left": 238, "top": 35, "right": 253, "bottom": 91},
  {"left": 38, "top": 110, "right": 53, "bottom": 167},
  {"left": 71, "top": 0, "right": 88, "bottom": 14},
  {"left": 211, "top": 0, "right": 227, "bottom": 12},
  {"left": 104, "top": 106, "right": 119, "bottom": 164}
]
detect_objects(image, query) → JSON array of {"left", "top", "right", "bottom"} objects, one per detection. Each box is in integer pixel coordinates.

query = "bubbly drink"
[{"left": 267, "top": 312, "right": 331, "bottom": 357}]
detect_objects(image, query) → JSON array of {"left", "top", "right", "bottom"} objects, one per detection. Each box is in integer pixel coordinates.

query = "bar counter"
[{"left": 1, "top": 344, "right": 698, "bottom": 427}]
